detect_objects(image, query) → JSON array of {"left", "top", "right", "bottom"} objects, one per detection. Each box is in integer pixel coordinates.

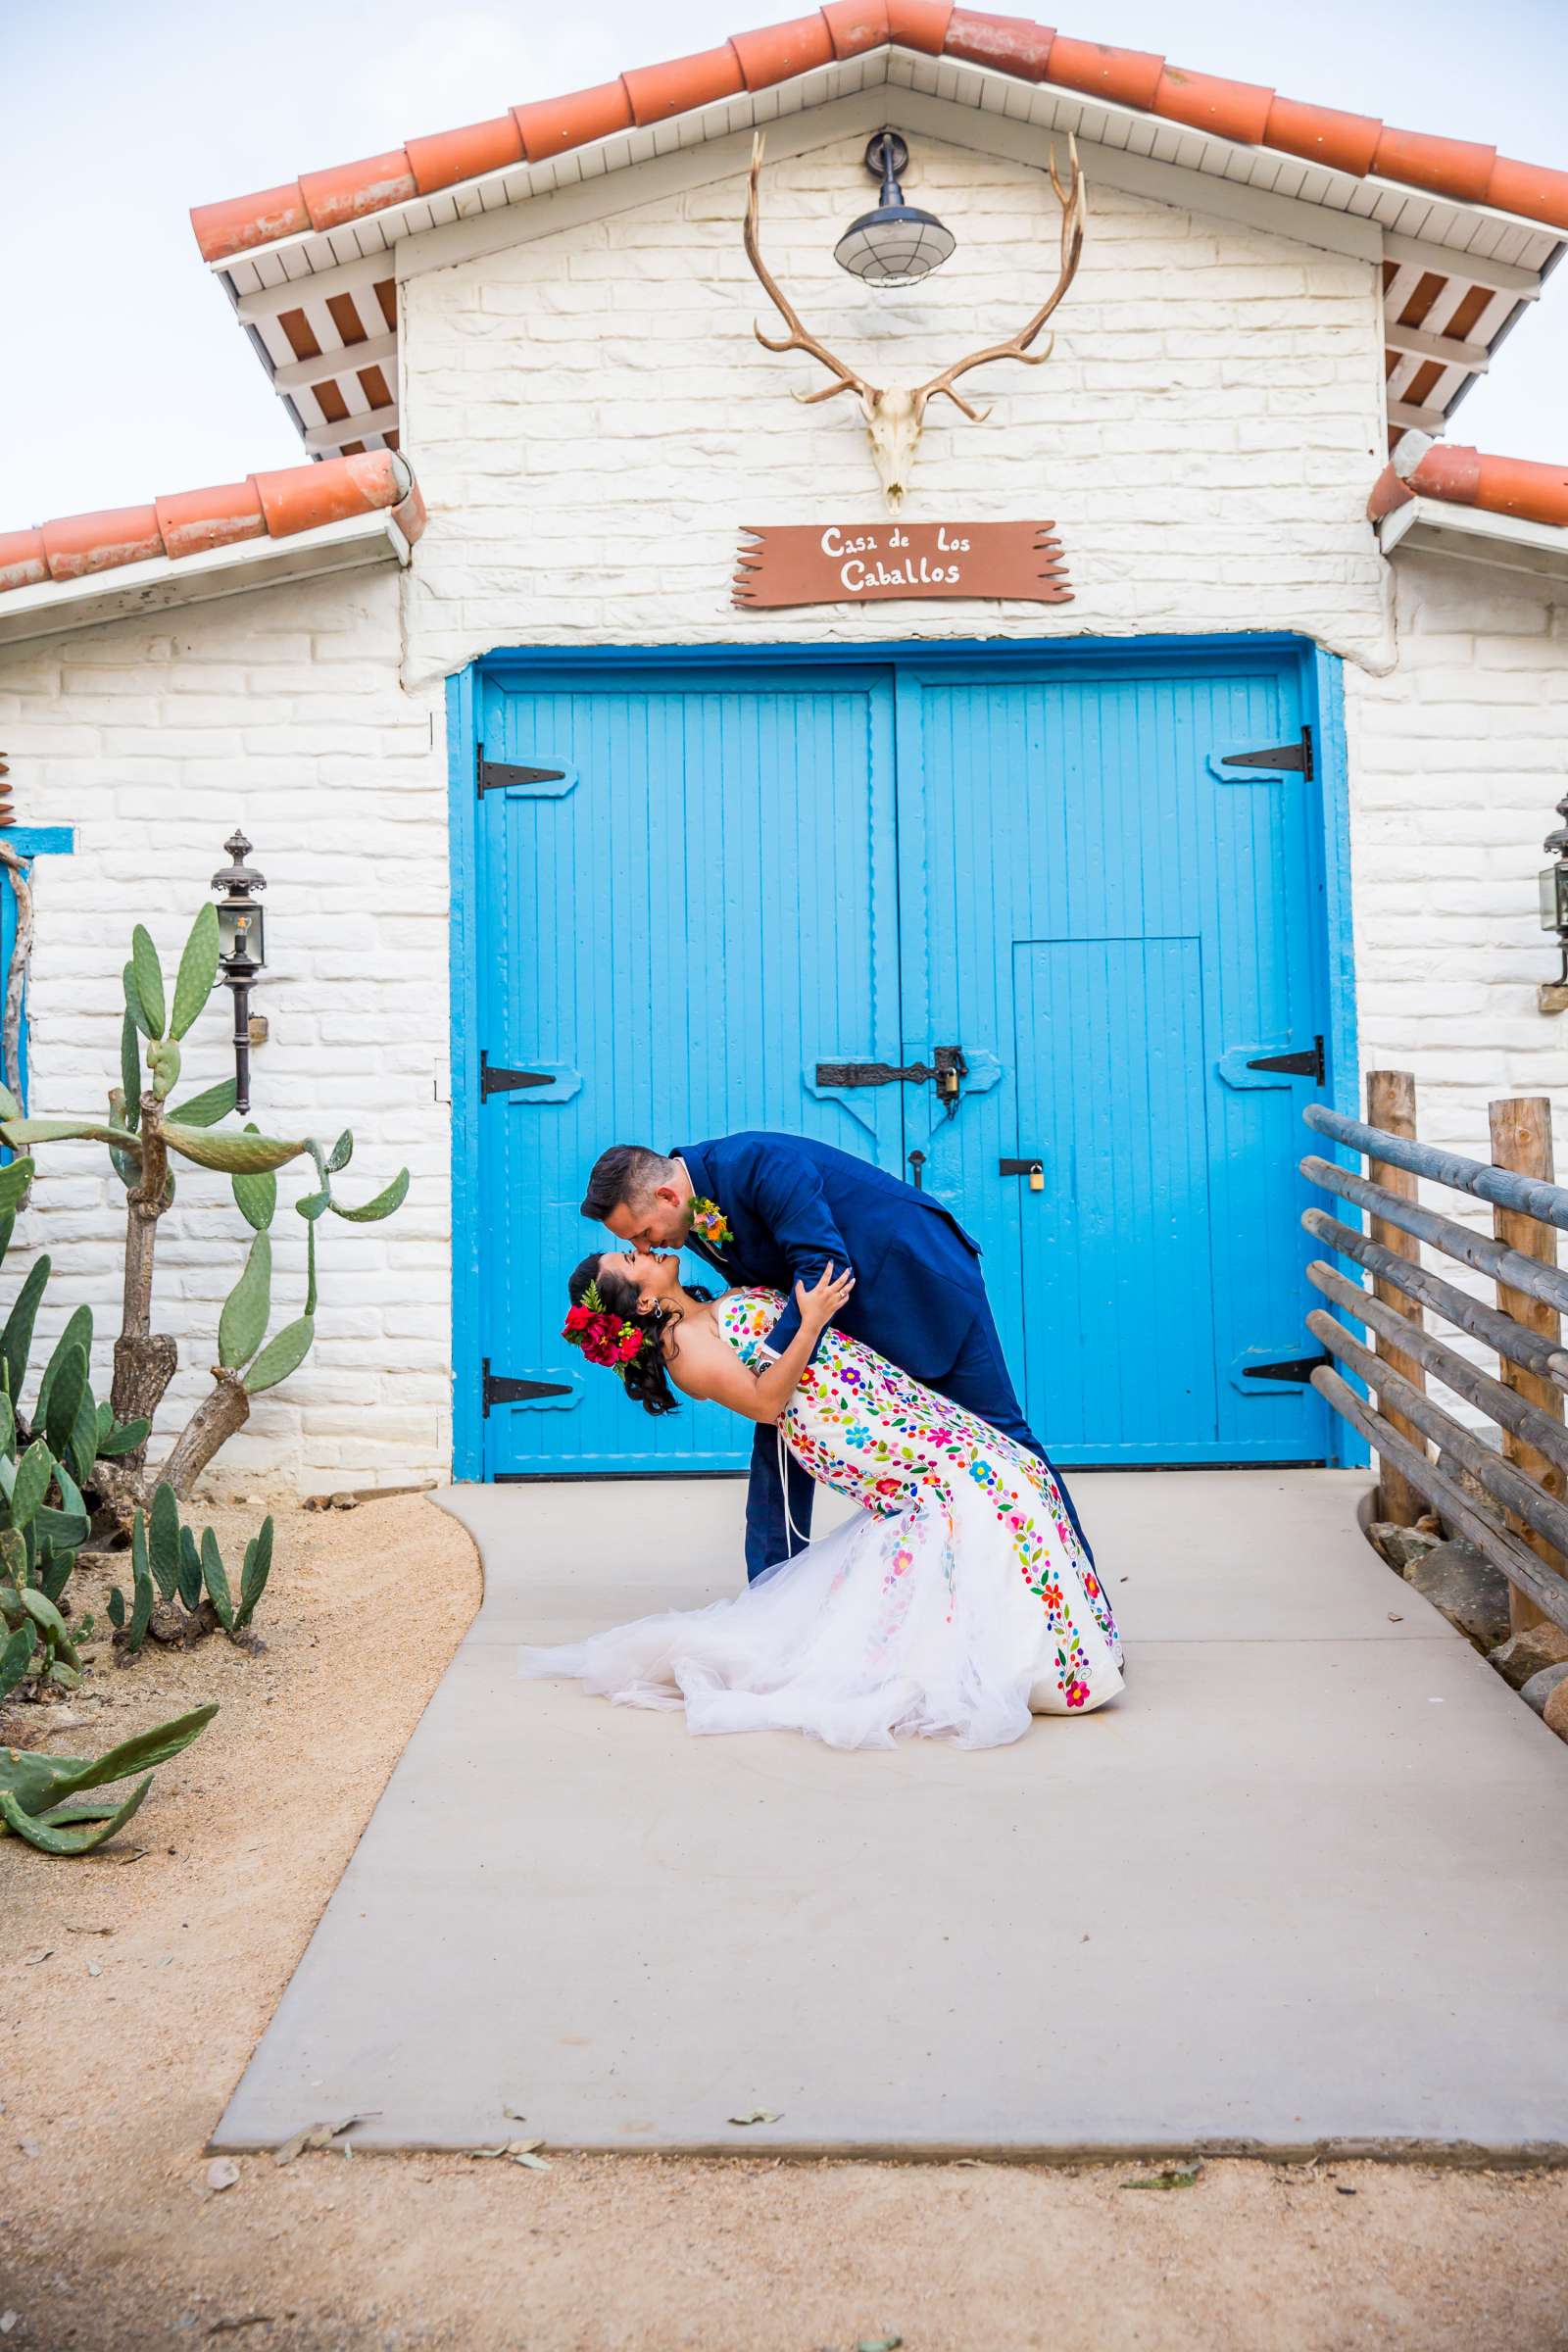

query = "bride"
[{"left": 519, "top": 1250, "right": 1124, "bottom": 1750}]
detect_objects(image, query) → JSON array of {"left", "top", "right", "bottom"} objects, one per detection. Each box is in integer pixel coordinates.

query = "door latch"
[
  {"left": 1000, "top": 1158, "right": 1045, "bottom": 1192},
  {"left": 815, "top": 1045, "right": 967, "bottom": 1116}
]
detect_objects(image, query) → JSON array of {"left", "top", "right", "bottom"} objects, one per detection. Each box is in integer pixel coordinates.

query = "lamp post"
[
  {"left": 833, "top": 129, "right": 956, "bottom": 287},
  {"left": 211, "top": 830, "right": 267, "bottom": 1111}
]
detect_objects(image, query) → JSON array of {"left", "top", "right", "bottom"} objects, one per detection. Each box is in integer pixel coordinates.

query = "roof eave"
[
  {"left": 1378, "top": 495, "right": 1568, "bottom": 586},
  {"left": 0, "top": 509, "right": 412, "bottom": 655}
]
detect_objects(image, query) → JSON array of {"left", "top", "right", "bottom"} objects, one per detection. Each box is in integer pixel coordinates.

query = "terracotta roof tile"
[
  {"left": 730, "top": 13, "right": 836, "bottom": 85},
  {"left": 944, "top": 10, "right": 1054, "bottom": 79},
  {"left": 298, "top": 150, "right": 419, "bottom": 235},
  {"left": 1044, "top": 33, "right": 1163, "bottom": 111},
  {"left": 512, "top": 80, "right": 633, "bottom": 163},
  {"left": 406, "top": 116, "right": 525, "bottom": 198},
  {"left": 1152, "top": 65, "right": 1273, "bottom": 147},
  {"left": 622, "top": 43, "right": 746, "bottom": 126},
  {"left": 187, "top": 7, "right": 1568, "bottom": 265},
  {"left": 1368, "top": 441, "right": 1568, "bottom": 531},
  {"left": 0, "top": 453, "right": 426, "bottom": 600},
  {"left": 821, "top": 0, "right": 891, "bottom": 57}
]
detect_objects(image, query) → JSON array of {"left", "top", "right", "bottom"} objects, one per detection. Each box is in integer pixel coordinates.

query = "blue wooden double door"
[{"left": 471, "top": 647, "right": 1335, "bottom": 1477}]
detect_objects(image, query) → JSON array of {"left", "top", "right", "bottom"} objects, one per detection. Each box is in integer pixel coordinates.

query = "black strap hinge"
[
  {"left": 1245, "top": 1035, "right": 1326, "bottom": 1085},
  {"left": 1217, "top": 725, "right": 1314, "bottom": 780},
  {"left": 1244, "top": 1353, "right": 1332, "bottom": 1385},
  {"left": 481, "top": 1051, "right": 554, "bottom": 1099},
  {"left": 477, "top": 740, "right": 567, "bottom": 797},
  {"left": 482, "top": 1357, "right": 572, "bottom": 1414}
]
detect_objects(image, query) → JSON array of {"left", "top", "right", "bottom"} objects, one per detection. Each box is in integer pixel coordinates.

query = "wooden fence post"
[
  {"left": 1366, "top": 1070, "right": 1428, "bottom": 1527},
  {"left": 1489, "top": 1097, "right": 1567, "bottom": 1635}
]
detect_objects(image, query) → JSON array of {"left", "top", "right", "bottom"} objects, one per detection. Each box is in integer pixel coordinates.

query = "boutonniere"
[{"left": 689, "top": 1197, "right": 733, "bottom": 1250}]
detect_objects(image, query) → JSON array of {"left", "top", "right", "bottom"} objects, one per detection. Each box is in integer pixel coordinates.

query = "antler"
[
  {"left": 744, "top": 133, "right": 878, "bottom": 409},
  {"left": 912, "top": 137, "right": 1086, "bottom": 422}
]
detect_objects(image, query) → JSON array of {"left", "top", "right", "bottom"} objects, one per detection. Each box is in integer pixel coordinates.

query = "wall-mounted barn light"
[{"left": 833, "top": 130, "right": 956, "bottom": 287}]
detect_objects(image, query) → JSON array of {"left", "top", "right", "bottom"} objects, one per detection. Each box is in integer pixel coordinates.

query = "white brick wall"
[
  {"left": 399, "top": 124, "right": 1393, "bottom": 684},
  {"left": 1347, "top": 553, "right": 1568, "bottom": 1156},
  {"left": 0, "top": 565, "right": 451, "bottom": 1492}
]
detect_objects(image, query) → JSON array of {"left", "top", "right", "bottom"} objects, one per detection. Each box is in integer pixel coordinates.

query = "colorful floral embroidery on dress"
[{"left": 715, "top": 1288, "right": 1120, "bottom": 1710}]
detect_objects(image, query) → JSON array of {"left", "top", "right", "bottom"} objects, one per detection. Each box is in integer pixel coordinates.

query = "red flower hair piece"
[{"left": 563, "top": 1278, "right": 657, "bottom": 1379}]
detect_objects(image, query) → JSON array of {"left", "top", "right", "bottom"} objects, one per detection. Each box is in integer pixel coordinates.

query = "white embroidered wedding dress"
[{"left": 519, "top": 1289, "right": 1123, "bottom": 1750}]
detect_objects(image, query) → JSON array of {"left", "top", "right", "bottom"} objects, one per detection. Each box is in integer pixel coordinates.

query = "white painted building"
[{"left": 2, "top": 8, "right": 1566, "bottom": 1489}]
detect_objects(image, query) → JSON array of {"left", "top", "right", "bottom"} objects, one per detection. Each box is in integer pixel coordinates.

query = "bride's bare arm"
[{"left": 666, "top": 1265, "right": 855, "bottom": 1423}]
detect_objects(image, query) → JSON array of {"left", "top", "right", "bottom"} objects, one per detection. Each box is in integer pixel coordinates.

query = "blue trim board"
[
  {"left": 447, "top": 667, "right": 485, "bottom": 1483},
  {"left": 0, "top": 827, "right": 75, "bottom": 1115},
  {"left": 447, "top": 633, "right": 1356, "bottom": 1479},
  {"left": 1305, "top": 649, "right": 1367, "bottom": 1467}
]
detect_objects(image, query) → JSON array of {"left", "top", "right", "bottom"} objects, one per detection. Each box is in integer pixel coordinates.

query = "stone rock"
[
  {"left": 1368, "top": 1521, "right": 1442, "bottom": 1573},
  {"left": 1519, "top": 1660, "right": 1568, "bottom": 1718},
  {"left": 1544, "top": 1682, "right": 1568, "bottom": 1742},
  {"left": 1405, "top": 1542, "right": 1512, "bottom": 1654},
  {"left": 1488, "top": 1621, "right": 1568, "bottom": 1690}
]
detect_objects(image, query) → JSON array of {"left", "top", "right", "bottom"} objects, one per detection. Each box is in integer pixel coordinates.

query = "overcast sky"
[{"left": 5, "top": 0, "right": 1565, "bottom": 521}]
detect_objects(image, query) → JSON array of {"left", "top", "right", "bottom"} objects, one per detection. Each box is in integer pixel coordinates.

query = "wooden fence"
[{"left": 1299, "top": 1076, "right": 1568, "bottom": 1641}]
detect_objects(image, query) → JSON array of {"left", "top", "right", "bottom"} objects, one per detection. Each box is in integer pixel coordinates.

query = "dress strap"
[{"left": 777, "top": 1422, "right": 808, "bottom": 1558}]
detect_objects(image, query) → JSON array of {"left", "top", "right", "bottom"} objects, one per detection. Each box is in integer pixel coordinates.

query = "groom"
[{"left": 581, "top": 1131, "right": 1092, "bottom": 1584}]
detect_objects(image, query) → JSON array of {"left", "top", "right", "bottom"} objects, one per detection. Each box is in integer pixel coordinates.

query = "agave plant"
[
  {"left": 0, "top": 1700, "right": 217, "bottom": 1855},
  {"left": 0, "top": 901, "right": 407, "bottom": 1509},
  {"left": 108, "top": 1482, "right": 273, "bottom": 1651}
]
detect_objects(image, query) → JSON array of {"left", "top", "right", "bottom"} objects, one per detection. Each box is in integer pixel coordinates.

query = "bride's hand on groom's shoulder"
[{"left": 796, "top": 1260, "right": 856, "bottom": 1333}]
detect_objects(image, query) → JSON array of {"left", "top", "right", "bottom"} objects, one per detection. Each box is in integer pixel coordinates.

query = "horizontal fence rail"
[
  {"left": 1301, "top": 1082, "right": 1568, "bottom": 1641},
  {"left": 1302, "top": 1208, "right": 1568, "bottom": 1393},
  {"left": 1304, "top": 1102, "right": 1568, "bottom": 1237}
]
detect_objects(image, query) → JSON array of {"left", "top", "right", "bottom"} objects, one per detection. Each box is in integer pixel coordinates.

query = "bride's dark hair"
[{"left": 566, "top": 1253, "right": 713, "bottom": 1419}]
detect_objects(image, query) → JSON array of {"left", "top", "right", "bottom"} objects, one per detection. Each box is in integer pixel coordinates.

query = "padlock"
[{"left": 1029, "top": 1163, "right": 1045, "bottom": 1193}]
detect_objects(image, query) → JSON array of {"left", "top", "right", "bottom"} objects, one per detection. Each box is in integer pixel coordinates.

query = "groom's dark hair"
[{"left": 581, "top": 1145, "right": 679, "bottom": 1222}]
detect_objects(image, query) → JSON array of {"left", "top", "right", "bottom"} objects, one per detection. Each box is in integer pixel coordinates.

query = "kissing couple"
[{"left": 520, "top": 1129, "right": 1123, "bottom": 1750}]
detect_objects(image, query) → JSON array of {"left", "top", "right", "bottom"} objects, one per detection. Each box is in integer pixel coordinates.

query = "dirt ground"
[{"left": 4, "top": 1492, "right": 1568, "bottom": 2352}]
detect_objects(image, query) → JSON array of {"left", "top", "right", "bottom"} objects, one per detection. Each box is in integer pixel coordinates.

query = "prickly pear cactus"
[{"left": 0, "top": 898, "right": 410, "bottom": 1511}]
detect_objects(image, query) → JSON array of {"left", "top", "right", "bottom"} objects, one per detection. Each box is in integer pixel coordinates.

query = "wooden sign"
[{"left": 732, "top": 521, "right": 1072, "bottom": 610}]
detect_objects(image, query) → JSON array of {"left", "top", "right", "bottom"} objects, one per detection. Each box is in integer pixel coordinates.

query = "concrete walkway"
[{"left": 215, "top": 1472, "right": 1568, "bottom": 2160}]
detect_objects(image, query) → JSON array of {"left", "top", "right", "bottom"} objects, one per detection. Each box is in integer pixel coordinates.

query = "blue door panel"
[
  {"left": 1015, "top": 935, "right": 1217, "bottom": 1459},
  {"left": 467, "top": 646, "right": 1335, "bottom": 1477},
  {"left": 898, "top": 659, "right": 1331, "bottom": 1465},
  {"left": 476, "top": 667, "right": 904, "bottom": 1477}
]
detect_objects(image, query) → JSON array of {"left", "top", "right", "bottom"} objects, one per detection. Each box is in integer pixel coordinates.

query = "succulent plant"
[
  {"left": 110, "top": 1483, "right": 273, "bottom": 1653},
  {"left": 0, "top": 1700, "right": 217, "bottom": 1854}
]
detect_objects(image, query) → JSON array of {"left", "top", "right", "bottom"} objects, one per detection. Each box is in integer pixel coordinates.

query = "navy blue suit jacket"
[{"left": 673, "top": 1132, "right": 989, "bottom": 1382}]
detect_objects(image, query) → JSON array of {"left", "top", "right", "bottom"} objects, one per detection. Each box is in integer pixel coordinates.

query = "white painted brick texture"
[
  {"left": 1344, "top": 555, "right": 1568, "bottom": 1428},
  {"left": 0, "top": 567, "right": 450, "bottom": 1491},
  {"left": 399, "top": 127, "right": 1392, "bottom": 684}
]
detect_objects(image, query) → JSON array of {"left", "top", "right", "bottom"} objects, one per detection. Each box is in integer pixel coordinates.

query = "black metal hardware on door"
[
  {"left": 1244, "top": 1353, "right": 1331, "bottom": 1386},
  {"left": 1000, "top": 1158, "right": 1045, "bottom": 1192},
  {"left": 906, "top": 1150, "right": 926, "bottom": 1191},
  {"left": 1216, "top": 725, "right": 1314, "bottom": 780},
  {"left": 815, "top": 1045, "right": 968, "bottom": 1117},
  {"left": 1246, "top": 1035, "right": 1326, "bottom": 1086},
  {"left": 480, "top": 1051, "right": 554, "bottom": 1099},
  {"left": 476, "top": 740, "right": 568, "bottom": 798},
  {"left": 482, "top": 1358, "right": 573, "bottom": 1412}
]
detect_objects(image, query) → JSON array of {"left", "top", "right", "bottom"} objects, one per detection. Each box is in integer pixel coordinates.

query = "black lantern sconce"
[
  {"left": 211, "top": 830, "right": 267, "bottom": 1111},
  {"left": 833, "top": 129, "right": 956, "bottom": 287}
]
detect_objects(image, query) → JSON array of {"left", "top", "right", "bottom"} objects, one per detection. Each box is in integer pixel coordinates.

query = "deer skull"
[{"left": 743, "top": 132, "right": 1086, "bottom": 512}]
